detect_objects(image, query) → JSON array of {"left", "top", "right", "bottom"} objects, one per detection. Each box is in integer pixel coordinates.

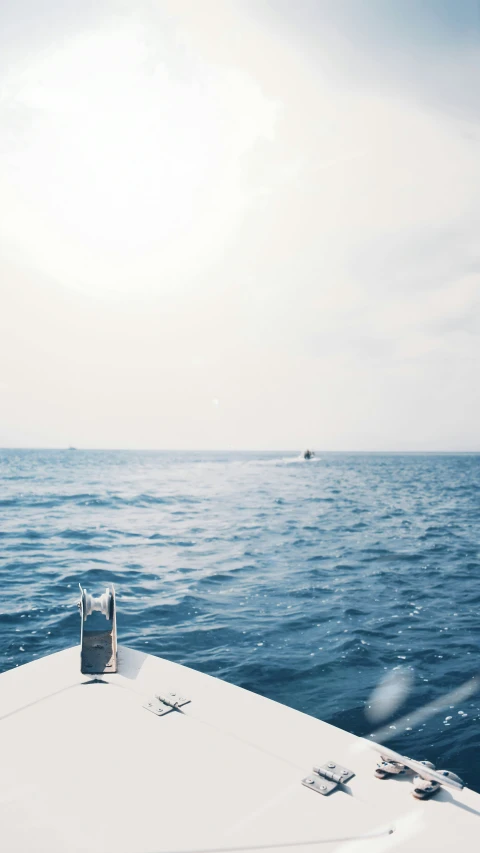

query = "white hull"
[{"left": 1, "top": 644, "right": 479, "bottom": 852}]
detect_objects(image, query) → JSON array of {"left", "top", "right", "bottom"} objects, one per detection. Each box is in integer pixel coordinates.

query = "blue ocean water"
[{"left": 1, "top": 449, "right": 479, "bottom": 789}]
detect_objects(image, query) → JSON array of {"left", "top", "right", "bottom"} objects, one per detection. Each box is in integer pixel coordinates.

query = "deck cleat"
[
  {"left": 413, "top": 769, "right": 464, "bottom": 800},
  {"left": 375, "top": 757, "right": 409, "bottom": 779},
  {"left": 412, "top": 776, "right": 440, "bottom": 799},
  {"left": 372, "top": 745, "right": 464, "bottom": 799},
  {"left": 410, "top": 762, "right": 436, "bottom": 798}
]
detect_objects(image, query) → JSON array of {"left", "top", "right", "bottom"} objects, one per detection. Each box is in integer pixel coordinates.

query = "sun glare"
[{"left": 3, "top": 23, "right": 276, "bottom": 295}]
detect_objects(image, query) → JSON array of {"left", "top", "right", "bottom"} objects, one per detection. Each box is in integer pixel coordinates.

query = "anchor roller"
[{"left": 79, "top": 584, "right": 117, "bottom": 674}]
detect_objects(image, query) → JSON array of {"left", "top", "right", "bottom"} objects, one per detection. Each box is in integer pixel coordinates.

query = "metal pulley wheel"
[{"left": 80, "top": 586, "right": 114, "bottom": 621}]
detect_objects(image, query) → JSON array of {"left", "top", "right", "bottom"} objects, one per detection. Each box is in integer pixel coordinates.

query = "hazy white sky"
[{"left": 1, "top": 0, "right": 479, "bottom": 450}]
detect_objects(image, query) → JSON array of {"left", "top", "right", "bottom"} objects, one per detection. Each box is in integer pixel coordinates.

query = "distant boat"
[
  {"left": 303, "top": 449, "right": 315, "bottom": 459},
  {"left": 68, "top": 446, "right": 77, "bottom": 451}
]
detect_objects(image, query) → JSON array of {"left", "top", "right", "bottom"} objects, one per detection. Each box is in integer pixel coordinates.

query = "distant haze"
[{"left": 1, "top": 0, "right": 479, "bottom": 450}]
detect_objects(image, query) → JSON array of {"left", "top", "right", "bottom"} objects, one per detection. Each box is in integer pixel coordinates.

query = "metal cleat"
[
  {"left": 371, "top": 744, "right": 464, "bottom": 797},
  {"left": 412, "top": 775, "right": 440, "bottom": 799},
  {"left": 375, "top": 757, "right": 409, "bottom": 779},
  {"left": 412, "top": 769, "right": 464, "bottom": 800}
]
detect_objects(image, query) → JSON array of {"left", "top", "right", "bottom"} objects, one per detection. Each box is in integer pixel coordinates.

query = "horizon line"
[{"left": 1, "top": 447, "right": 480, "bottom": 455}]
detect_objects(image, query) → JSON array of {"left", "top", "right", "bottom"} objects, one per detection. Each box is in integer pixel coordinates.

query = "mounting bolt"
[{"left": 327, "top": 762, "right": 336, "bottom": 769}]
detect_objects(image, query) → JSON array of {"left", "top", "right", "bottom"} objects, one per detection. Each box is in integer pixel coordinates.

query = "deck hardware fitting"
[
  {"left": 412, "top": 770, "right": 464, "bottom": 800},
  {"left": 78, "top": 585, "right": 117, "bottom": 674},
  {"left": 144, "top": 693, "right": 191, "bottom": 716},
  {"left": 375, "top": 757, "right": 412, "bottom": 779},
  {"left": 373, "top": 748, "right": 464, "bottom": 798},
  {"left": 302, "top": 762, "right": 355, "bottom": 795}
]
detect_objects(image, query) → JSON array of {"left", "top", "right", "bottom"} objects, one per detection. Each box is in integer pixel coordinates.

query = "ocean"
[{"left": 1, "top": 449, "right": 479, "bottom": 789}]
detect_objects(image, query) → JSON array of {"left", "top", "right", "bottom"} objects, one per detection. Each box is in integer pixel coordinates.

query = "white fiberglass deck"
[{"left": 0, "top": 645, "right": 479, "bottom": 853}]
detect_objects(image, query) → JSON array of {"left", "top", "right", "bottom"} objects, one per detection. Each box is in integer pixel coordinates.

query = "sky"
[{"left": 0, "top": 0, "right": 479, "bottom": 450}]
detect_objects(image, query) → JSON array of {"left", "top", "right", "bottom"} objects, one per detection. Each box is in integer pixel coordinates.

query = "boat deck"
[{"left": 1, "top": 645, "right": 479, "bottom": 852}]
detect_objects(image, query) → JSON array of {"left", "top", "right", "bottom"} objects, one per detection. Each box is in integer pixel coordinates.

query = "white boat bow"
[{"left": 1, "top": 588, "right": 478, "bottom": 852}]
